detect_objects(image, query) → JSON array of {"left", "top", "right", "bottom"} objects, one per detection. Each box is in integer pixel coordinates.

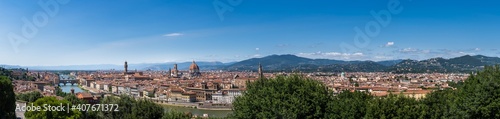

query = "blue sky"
[{"left": 1, "top": 0, "right": 500, "bottom": 66}]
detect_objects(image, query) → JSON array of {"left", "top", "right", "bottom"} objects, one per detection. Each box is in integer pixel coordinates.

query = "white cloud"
[
  {"left": 384, "top": 42, "right": 395, "bottom": 47},
  {"left": 255, "top": 48, "right": 259, "bottom": 51},
  {"left": 422, "top": 50, "right": 430, "bottom": 54},
  {"left": 459, "top": 51, "right": 476, "bottom": 55},
  {"left": 399, "top": 48, "right": 418, "bottom": 53},
  {"left": 352, "top": 52, "right": 364, "bottom": 56},
  {"left": 163, "top": 33, "right": 184, "bottom": 37},
  {"left": 475, "top": 48, "right": 481, "bottom": 51},
  {"left": 323, "top": 52, "right": 341, "bottom": 56},
  {"left": 398, "top": 48, "right": 430, "bottom": 54}
]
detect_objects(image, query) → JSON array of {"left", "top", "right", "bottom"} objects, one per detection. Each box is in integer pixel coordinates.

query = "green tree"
[
  {"left": 24, "top": 97, "right": 82, "bottom": 119},
  {"left": 93, "top": 95, "right": 193, "bottom": 119},
  {"left": 162, "top": 110, "right": 191, "bottom": 119},
  {"left": 365, "top": 94, "right": 427, "bottom": 119},
  {"left": 132, "top": 99, "right": 164, "bottom": 119},
  {"left": 63, "top": 94, "right": 96, "bottom": 118},
  {"left": 0, "top": 76, "right": 16, "bottom": 119},
  {"left": 16, "top": 91, "right": 44, "bottom": 102},
  {"left": 231, "top": 75, "right": 332, "bottom": 119},
  {"left": 421, "top": 89, "right": 459, "bottom": 118},
  {"left": 453, "top": 65, "right": 500, "bottom": 118},
  {"left": 0, "top": 67, "right": 13, "bottom": 78},
  {"left": 325, "top": 90, "right": 372, "bottom": 119},
  {"left": 93, "top": 95, "right": 137, "bottom": 119},
  {"left": 63, "top": 94, "right": 85, "bottom": 105},
  {"left": 447, "top": 81, "right": 464, "bottom": 88},
  {"left": 55, "top": 86, "right": 68, "bottom": 97}
]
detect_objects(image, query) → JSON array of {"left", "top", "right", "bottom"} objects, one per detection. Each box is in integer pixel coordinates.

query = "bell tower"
[
  {"left": 124, "top": 61, "right": 128, "bottom": 73},
  {"left": 171, "top": 64, "right": 179, "bottom": 77},
  {"left": 168, "top": 68, "right": 172, "bottom": 78}
]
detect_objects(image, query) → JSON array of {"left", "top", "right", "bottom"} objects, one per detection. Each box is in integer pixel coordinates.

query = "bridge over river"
[{"left": 56, "top": 74, "right": 78, "bottom": 85}]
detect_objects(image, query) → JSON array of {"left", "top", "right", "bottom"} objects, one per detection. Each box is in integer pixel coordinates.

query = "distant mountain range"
[
  {"left": 387, "top": 55, "right": 499, "bottom": 73},
  {"left": 226, "top": 55, "right": 355, "bottom": 71},
  {"left": 224, "top": 54, "right": 500, "bottom": 73},
  {"left": 2, "top": 54, "right": 500, "bottom": 73},
  {"left": 224, "top": 54, "right": 397, "bottom": 72}
]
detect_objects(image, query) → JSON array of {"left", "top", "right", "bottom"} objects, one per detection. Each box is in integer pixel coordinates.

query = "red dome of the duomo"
[{"left": 190, "top": 61, "right": 199, "bottom": 71}]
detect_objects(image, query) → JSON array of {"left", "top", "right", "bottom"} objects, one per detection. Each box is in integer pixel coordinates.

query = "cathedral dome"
[{"left": 189, "top": 61, "right": 199, "bottom": 71}]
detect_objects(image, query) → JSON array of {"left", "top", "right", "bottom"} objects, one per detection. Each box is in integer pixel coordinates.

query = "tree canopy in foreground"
[
  {"left": 232, "top": 75, "right": 332, "bottom": 118},
  {"left": 0, "top": 76, "right": 16, "bottom": 119},
  {"left": 24, "top": 97, "right": 82, "bottom": 119},
  {"left": 230, "top": 65, "right": 500, "bottom": 119},
  {"left": 16, "top": 91, "right": 43, "bottom": 103},
  {"left": 5, "top": 66, "right": 500, "bottom": 118}
]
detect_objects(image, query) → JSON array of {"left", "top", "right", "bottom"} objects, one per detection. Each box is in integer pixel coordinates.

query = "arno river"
[{"left": 60, "top": 84, "right": 232, "bottom": 117}]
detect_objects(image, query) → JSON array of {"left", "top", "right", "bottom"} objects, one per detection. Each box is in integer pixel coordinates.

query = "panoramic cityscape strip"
[{"left": 1, "top": 0, "right": 500, "bottom": 119}]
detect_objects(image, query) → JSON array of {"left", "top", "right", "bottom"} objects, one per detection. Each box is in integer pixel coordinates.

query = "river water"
[
  {"left": 60, "top": 84, "right": 84, "bottom": 93},
  {"left": 59, "top": 85, "right": 232, "bottom": 117}
]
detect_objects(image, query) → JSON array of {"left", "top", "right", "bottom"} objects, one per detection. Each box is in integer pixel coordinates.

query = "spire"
[{"left": 258, "top": 63, "right": 263, "bottom": 79}]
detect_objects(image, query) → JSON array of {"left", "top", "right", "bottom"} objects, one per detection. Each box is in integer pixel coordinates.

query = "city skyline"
[{"left": 1, "top": 0, "right": 500, "bottom": 66}]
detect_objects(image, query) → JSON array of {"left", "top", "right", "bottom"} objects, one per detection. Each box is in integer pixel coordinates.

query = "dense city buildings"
[{"left": 10, "top": 60, "right": 469, "bottom": 109}]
